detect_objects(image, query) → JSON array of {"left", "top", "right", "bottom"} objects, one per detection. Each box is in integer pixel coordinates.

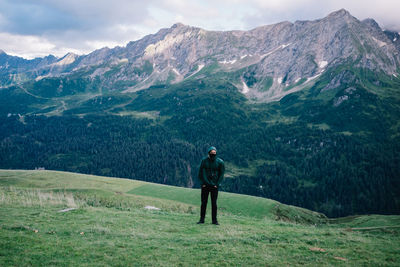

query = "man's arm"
[{"left": 198, "top": 159, "right": 210, "bottom": 186}]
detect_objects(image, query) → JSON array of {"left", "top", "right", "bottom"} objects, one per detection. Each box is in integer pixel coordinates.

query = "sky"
[{"left": 0, "top": 0, "right": 399, "bottom": 59}]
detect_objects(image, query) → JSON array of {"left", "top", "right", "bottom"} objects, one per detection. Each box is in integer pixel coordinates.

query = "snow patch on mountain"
[
  {"left": 242, "top": 80, "right": 249, "bottom": 93},
  {"left": 260, "top": 43, "right": 291, "bottom": 58},
  {"left": 186, "top": 64, "right": 204, "bottom": 78},
  {"left": 172, "top": 68, "right": 180, "bottom": 76},
  {"left": 219, "top": 59, "right": 237, "bottom": 64},
  {"left": 117, "top": 58, "right": 129, "bottom": 64},
  {"left": 306, "top": 73, "right": 322, "bottom": 83},
  {"left": 35, "top": 75, "right": 48, "bottom": 81},
  {"left": 319, "top": 61, "right": 328, "bottom": 69}
]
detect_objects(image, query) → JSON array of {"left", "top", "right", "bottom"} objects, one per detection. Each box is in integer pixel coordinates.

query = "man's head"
[{"left": 208, "top": 146, "right": 217, "bottom": 161}]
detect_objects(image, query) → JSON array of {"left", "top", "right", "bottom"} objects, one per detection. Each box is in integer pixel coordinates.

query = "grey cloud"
[
  {"left": 1, "top": 0, "right": 400, "bottom": 59},
  {"left": 240, "top": 0, "right": 400, "bottom": 32},
  {"left": 0, "top": 0, "right": 154, "bottom": 34},
  {"left": 0, "top": 0, "right": 158, "bottom": 57},
  {"left": 0, "top": 0, "right": 81, "bottom": 34}
]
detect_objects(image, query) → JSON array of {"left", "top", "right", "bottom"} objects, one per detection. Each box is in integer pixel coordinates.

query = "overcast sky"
[{"left": 1, "top": 0, "right": 399, "bottom": 59}]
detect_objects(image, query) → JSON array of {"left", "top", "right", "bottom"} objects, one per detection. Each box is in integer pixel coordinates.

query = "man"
[{"left": 197, "top": 146, "right": 225, "bottom": 225}]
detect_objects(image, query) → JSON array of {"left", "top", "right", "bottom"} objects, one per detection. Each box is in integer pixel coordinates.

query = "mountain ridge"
[{"left": 1, "top": 9, "right": 399, "bottom": 102}]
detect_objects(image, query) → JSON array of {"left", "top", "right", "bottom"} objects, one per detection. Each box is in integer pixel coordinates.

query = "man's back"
[{"left": 199, "top": 156, "right": 225, "bottom": 187}]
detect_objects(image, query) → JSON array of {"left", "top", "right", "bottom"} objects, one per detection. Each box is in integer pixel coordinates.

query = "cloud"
[
  {"left": 0, "top": 0, "right": 399, "bottom": 59},
  {"left": 0, "top": 0, "right": 156, "bottom": 57},
  {"left": 0, "top": 0, "right": 81, "bottom": 35},
  {"left": 226, "top": 0, "right": 400, "bottom": 31},
  {"left": 150, "top": 0, "right": 400, "bottom": 32},
  {"left": 0, "top": 0, "right": 153, "bottom": 34},
  {"left": 0, "top": 32, "right": 79, "bottom": 59}
]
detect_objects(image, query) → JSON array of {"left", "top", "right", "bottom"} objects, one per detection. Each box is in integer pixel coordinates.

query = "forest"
[{"left": 0, "top": 73, "right": 399, "bottom": 217}]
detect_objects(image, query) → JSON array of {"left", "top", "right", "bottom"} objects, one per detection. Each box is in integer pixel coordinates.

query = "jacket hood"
[{"left": 208, "top": 146, "right": 217, "bottom": 153}]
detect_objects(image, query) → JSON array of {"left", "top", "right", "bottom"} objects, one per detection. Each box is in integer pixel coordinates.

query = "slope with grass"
[
  {"left": 1, "top": 170, "right": 399, "bottom": 266},
  {"left": 1, "top": 10, "right": 400, "bottom": 218},
  {"left": 2, "top": 67, "right": 400, "bottom": 217}
]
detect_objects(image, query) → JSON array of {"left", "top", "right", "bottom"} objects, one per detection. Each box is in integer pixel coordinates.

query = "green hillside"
[
  {"left": 1, "top": 68, "right": 399, "bottom": 218},
  {"left": 1, "top": 170, "right": 399, "bottom": 266}
]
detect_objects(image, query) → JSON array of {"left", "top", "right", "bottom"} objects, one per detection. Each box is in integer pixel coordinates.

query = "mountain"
[
  {"left": 0, "top": 50, "right": 57, "bottom": 86},
  {"left": 0, "top": 9, "right": 399, "bottom": 217},
  {"left": 2, "top": 9, "right": 399, "bottom": 100},
  {"left": 1, "top": 169, "right": 400, "bottom": 266}
]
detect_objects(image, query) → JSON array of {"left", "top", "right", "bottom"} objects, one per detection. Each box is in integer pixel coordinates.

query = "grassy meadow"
[{"left": 0, "top": 170, "right": 399, "bottom": 266}]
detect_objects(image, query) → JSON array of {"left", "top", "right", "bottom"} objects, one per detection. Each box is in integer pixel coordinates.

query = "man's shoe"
[
  {"left": 212, "top": 221, "right": 219, "bottom": 225},
  {"left": 197, "top": 220, "right": 204, "bottom": 224}
]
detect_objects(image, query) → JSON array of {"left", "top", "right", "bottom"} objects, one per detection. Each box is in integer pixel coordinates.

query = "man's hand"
[
  {"left": 202, "top": 185, "right": 206, "bottom": 188},
  {"left": 214, "top": 185, "right": 217, "bottom": 188}
]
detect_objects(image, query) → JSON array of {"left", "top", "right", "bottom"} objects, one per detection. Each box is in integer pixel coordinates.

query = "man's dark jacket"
[{"left": 198, "top": 156, "right": 225, "bottom": 187}]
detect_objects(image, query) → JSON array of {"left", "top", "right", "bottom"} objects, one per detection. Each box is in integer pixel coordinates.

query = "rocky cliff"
[{"left": 1, "top": 9, "right": 399, "bottom": 102}]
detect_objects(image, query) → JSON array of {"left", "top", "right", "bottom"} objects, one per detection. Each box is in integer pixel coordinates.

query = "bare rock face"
[{"left": 1, "top": 9, "right": 399, "bottom": 102}]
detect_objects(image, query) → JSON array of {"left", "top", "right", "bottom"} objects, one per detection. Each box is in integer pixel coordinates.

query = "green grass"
[
  {"left": 128, "top": 183, "right": 284, "bottom": 219},
  {"left": 1, "top": 170, "right": 399, "bottom": 266},
  {"left": 224, "top": 160, "right": 266, "bottom": 178}
]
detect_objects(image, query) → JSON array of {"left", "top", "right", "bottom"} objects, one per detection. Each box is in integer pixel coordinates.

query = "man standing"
[{"left": 197, "top": 146, "right": 225, "bottom": 225}]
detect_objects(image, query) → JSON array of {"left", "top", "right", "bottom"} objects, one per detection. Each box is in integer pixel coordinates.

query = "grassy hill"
[
  {"left": 2, "top": 70, "right": 400, "bottom": 218},
  {"left": 1, "top": 170, "right": 399, "bottom": 266}
]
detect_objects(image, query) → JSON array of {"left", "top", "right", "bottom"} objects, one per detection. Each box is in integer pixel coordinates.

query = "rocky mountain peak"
[
  {"left": 171, "top": 22, "right": 187, "bottom": 29},
  {"left": 362, "top": 18, "right": 381, "bottom": 30},
  {"left": 321, "top": 9, "right": 359, "bottom": 28},
  {"left": 1, "top": 9, "right": 399, "bottom": 102},
  {"left": 54, "top": 52, "right": 78, "bottom": 66},
  {"left": 326, "top": 8, "right": 352, "bottom": 19},
  {"left": 168, "top": 22, "right": 198, "bottom": 36}
]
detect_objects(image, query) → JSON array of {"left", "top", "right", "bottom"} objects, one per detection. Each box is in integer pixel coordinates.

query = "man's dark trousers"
[{"left": 200, "top": 185, "right": 218, "bottom": 222}]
